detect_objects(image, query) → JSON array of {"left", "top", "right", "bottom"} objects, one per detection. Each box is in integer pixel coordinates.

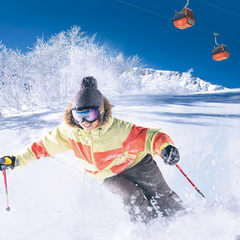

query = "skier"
[{"left": 0, "top": 76, "right": 184, "bottom": 224}]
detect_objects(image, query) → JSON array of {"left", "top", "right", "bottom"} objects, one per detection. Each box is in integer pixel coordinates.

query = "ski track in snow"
[{"left": 0, "top": 89, "right": 240, "bottom": 240}]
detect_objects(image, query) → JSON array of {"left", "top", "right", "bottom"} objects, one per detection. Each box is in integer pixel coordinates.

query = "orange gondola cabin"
[
  {"left": 212, "top": 44, "right": 230, "bottom": 61},
  {"left": 173, "top": 8, "right": 195, "bottom": 29}
]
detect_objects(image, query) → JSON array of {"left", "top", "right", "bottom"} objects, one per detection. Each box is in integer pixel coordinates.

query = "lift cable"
[
  {"left": 117, "top": 0, "right": 240, "bottom": 43},
  {"left": 117, "top": 0, "right": 171, "bottom": 21},
  {"left": 195, "top": 0, "right": 240, "bottom": 18}
]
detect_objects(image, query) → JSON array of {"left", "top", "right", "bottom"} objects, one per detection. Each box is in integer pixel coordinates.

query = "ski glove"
[
  {"left": 0, "top": 156, "right": 16, "bottom": 171},
  {"left": 161, "top": 145, "right": 180, "bottom": 166}
]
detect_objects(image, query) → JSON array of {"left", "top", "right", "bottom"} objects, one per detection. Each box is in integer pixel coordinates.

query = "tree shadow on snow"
[
  {"left": 110, "top": 91, "right": 240, "bottom": 126},
  {"left": 111, "top": 91, "right": 240, "bottom": 106},
  {"left": 0, "top": 109, "right": 64, "bottom": 131}
]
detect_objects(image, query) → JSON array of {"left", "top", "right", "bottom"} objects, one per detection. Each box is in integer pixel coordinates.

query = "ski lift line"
[
  {"left": 117, "top": 0, "right": 240, "bottom": 43},
  {"left": 214, "top": 32, "right": 240, "bottom": 43},
  {"left": 195, "top": 0, "right": 240, "bottom": 18},
  {"left": 117, "top": 0, "right": 172, "bottom": 20},
  {"left": 194, "top": 25, "right": 240, "bottom": 43},
  {"left": 193, "top": 25, "right": 240, "bottom": 43}
]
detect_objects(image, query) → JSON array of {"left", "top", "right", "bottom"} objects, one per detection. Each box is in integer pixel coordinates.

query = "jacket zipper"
[
  {"left": 91, "top": 127, "right": 102, "bottom": 171},
  {"left": 86, "top": 135, "right": 91, "bottom": 145}
]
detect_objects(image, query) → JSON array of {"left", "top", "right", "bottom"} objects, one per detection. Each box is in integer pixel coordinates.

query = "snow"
[
  {"left": 119, "top": 68, "right": 225, "bottom": 95},
  {"left": 0, "top": 88, "right": 240, "bottom": 240},
  {"left": 0, "top": 27, "right": 225, "bottom": 117}
]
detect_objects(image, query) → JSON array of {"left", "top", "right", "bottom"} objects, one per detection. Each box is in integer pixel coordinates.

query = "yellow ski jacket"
[{"left": 14, "top": 98, "right": 175, "bottom": 181}]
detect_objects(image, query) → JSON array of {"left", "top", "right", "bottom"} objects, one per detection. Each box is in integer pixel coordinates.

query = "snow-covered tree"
[{"left": 0, "top": 26, "right": 142, "bottom": 116}]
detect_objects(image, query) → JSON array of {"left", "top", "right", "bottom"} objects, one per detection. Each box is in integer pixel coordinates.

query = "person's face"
[
  {"left": 79, "top": 119, "right": 100, "bottom": 133},
  {"left": 71, "top": 108, "right": 101, "bottom": 133}
]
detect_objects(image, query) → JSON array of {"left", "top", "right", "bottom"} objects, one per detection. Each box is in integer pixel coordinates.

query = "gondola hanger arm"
[
  {"left": 184, "top": 0, "right": 189, "bottom": 9},
  {"left": 214, "top": 33, "right": 220, "bottom": 46}
]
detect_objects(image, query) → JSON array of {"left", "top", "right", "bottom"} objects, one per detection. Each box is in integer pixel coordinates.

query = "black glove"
[
  {"left": 0, "top": 156, "right": 16, "bottom": 171},
  {"left": 161, "top": 145, "right": 180, "bottom": 166}
]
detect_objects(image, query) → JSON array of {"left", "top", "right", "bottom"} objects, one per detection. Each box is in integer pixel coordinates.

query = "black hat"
[{"left": 72, "top": 76, "right": 103, "bottom": 110}]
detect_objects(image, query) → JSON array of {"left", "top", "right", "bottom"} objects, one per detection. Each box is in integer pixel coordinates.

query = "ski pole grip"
[{"left": 4, "top": 157, "right": 12, "bottom": 165}]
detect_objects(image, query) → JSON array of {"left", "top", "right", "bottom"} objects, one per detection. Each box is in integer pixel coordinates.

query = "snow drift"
[{"left": 0, "top": 89, "right": 239, "bottom": 240}]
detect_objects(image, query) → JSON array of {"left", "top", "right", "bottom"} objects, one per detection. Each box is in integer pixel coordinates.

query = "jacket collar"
[{"left": 77, "top": 116, "right": 114, "bottom": 137}]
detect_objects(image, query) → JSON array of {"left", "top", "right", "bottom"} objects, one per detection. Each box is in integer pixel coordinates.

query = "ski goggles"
[{"left": 70, "top": 104, "right": 104, "bottom": 124}]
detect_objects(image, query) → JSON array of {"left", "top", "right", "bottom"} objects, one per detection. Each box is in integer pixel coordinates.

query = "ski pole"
[
  {"left": 2, "top": 171, "right": 11, "bottom": 211},
  {"left": 176, "top": 164, "right": 206, "bottom": 199}
]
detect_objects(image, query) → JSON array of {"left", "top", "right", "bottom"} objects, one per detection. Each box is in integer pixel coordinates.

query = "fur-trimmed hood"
[{"left": 63, "top": 96, "right": 113, "bottom": 128}]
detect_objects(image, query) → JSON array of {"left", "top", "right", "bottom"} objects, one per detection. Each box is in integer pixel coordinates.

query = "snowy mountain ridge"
[{"left": 113, "top": 67, "right": 226, "bottom": 95}]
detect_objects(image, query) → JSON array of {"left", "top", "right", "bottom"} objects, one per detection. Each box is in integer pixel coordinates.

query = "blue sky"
[{"left": 0, "top": 0, "right": 240, "bottom": 88}]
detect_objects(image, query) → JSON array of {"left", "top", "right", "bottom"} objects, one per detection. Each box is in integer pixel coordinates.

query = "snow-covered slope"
[
  {"left": 114, "top": 67, "right": 226, "bottom": 95},
  {"left": 0, "top": 89, "right": 239, "bottom": 240},
  {"left": 140, "top": 68, "right": 225, "bottom": 93},
  {"left": 0, "top": 65, "right": 226, "bottom": 117}
]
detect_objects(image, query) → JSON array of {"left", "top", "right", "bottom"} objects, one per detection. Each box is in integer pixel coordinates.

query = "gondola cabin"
[
  {"left": 173, "top": 8, "right": 195, "bottom": 29},
  {"left": 212, "top": 44, "right": 230, "bottom": 61}
]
